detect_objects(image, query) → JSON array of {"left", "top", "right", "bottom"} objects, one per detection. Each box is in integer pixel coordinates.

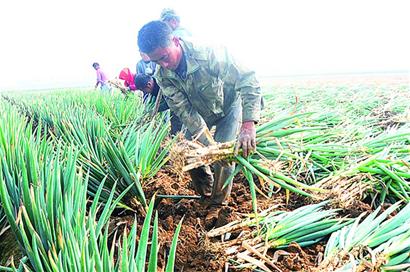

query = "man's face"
[
  {"left": 146, "top": 37, "right": 182, "bottom": 71},
  {"left": 143, "top": 78, "right": 155, "bottom": 93},
  {"left": 164, "top": 18, "right": 178, "bottom": 31}
]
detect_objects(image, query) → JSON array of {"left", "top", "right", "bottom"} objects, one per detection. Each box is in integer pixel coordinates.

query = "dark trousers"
[
  {"left": 187, "top": 99, "right": 242, "bottom": 205},
  {"left": 170, "top": 112, "right": 183, "bottom": 136}
]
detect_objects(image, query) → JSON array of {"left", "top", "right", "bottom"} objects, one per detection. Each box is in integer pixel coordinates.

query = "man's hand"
[{"left": 236, "top": 121, "right": 256, "bottom": 157}]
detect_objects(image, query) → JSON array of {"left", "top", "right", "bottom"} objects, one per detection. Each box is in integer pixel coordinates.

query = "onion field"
[{"left": 1, "top": 74, "right": 409, "bottom": 271}]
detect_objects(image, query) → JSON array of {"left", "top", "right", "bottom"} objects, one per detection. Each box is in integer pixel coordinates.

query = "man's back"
[{"left": 96, "top": 69, "right": 109, "bottom": 85}]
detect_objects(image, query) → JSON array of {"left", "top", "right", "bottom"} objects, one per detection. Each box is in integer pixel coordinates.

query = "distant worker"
[
  {"left": 135, "top": 73, "right": 182, "bottom": 135},
  {"left": 137, "top": 21, "right": 262, "bottom": 221},
  {"left": 136, "top": 52, "right": 157, "bottom": 76},
  {"left": 160, "top": 8, "right": 192, "bottom": 39},
  {"left": 92, "top": 62, "right": 112, "bottom": 93}
]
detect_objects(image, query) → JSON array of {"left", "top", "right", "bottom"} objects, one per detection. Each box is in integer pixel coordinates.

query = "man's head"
[
  {"left": 134, "top": 73, "right": 155, "bottom": 93},
  {"left": 137, "top": 20, "right": 183, "bottom": 70},
  {"left": 160, "top": 8, "right": 180, "bottom": 30},
  {"left": 92, "top": 62, "right": 100, "bottom": 70}
]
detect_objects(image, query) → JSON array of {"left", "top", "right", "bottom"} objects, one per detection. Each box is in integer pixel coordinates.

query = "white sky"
[{"left": 0, "top": 0, "right": 409, "bottom": 90}]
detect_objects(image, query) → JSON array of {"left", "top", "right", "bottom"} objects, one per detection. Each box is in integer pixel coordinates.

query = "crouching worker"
[
  {"left": 137, "top": 21, "right": 262, "bottom": 220},
  {"left": 134, "top": 73, "right": 182, "bottom": 135},
  {"left": 118, "top": 67, "right": 137, "bottom": 91}
]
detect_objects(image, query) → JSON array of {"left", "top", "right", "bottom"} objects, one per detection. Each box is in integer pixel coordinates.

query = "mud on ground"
[{"left": 140, "top": 168, "right": 325, "bottom": 271}]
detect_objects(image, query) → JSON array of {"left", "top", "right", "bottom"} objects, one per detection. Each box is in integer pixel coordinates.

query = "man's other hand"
[{"left": 236, "top": 121, "right": 256, "bottom": 157}]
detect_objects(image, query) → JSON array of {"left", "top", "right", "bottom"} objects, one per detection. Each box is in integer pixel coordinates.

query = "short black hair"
[
  {"left": 92, "top": 62, "right": 99, "bottom": 68},
  {"left": 137, "top": 20, "right": 172, "bottom": 54},
  {"left": 134, "top": 73, "right": 152, "bottom": 90}
]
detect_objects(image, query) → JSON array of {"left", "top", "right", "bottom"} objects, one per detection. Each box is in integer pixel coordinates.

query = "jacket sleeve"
[
  {"left": 156, "top": 78, "right": 207, "bottom": 136},
  {"left": 157, "top": 96, "right": 169, "bottom": 112},
  {"left": 207, "top": 46, "right": 262, "bottom": 123}
]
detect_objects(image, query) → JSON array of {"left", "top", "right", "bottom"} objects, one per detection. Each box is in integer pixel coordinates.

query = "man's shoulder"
[
  {"left": 183, "top": 40, "right": 228, "bottom": 63},
  {"left": 181, "top": 39, "right": 212, "bottom": 61},
  {"left": 155, "top": 66, "right": 173, "bottom": 81},
  {"left": 173, "top": 27, "right": 192, "bottom": 40}
]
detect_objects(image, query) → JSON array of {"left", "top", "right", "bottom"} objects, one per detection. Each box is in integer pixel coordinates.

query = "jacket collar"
[{"left": 158, "top": 39, "right": 204, "bottom": 79}]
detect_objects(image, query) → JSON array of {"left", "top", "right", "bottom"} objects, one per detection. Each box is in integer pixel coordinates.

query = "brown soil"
[
  {"left": 274, "top": 243, "right": 324, "bottom": 272},
  {"left": 0, "top": 228, "right": 23, "bottom": 266},
  {"left": 139, "top": 169, "right": 322, "bottom": 271},
  {"left": 370, "top": 109, "right": 406, "bottom": 131}
]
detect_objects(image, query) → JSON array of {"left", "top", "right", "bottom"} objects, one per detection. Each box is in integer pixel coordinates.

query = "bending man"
[{"left": 137, "top": 21, "right": 262, "bottom": 215}]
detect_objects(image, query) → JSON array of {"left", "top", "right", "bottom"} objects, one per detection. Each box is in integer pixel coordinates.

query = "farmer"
[
  {"left": 134, "top": 73, "right": 182, "bottom": 135},
  {"left": 137, "top": 21, "right": 262, "bottom": 220},
  {"left": 119, "top": 67, "right": 137, "bottom": 91},
  {"left": 160, "top": 8, "right": 192, "bottom": 39},
  {"left": 136, "top": 9, "right": 191, "bottom": 76},
  {"left": 92, "top": 62, "right": 112, "bottom": 93}
]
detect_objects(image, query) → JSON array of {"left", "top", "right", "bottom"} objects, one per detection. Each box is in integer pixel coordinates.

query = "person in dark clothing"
[{"left": 134, "top": 73, "right": 182, "bottom": 135}]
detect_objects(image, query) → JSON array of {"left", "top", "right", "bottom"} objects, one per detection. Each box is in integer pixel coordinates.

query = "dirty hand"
[{"left": 236, "top": 121, "right": 256, "bottom": 157}]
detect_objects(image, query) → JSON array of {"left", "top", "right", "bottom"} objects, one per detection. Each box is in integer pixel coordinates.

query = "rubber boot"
[
  {"left": 189, "top": 165, "right": 214, "bottom": 198},
  {"left": 209, "top": 161, "right": 235, "bottom": 205}
]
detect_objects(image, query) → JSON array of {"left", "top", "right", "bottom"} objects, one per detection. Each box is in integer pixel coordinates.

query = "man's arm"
[
  {"left": 157, "top": 97, "right": 170, "bottom": 112},
  {"left": 207, "top": 46, "right": 262, "bottom": 156},
  {"left": 156, "top": 79, "right": 212, "bottom": 144},
  {"left": 95, "top": 70, "right": 102, "bottom": 89}
]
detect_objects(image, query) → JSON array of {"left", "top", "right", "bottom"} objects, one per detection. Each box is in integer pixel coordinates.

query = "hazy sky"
[{"left": 0, "top": 0, "right": 409, "bottom": 90}]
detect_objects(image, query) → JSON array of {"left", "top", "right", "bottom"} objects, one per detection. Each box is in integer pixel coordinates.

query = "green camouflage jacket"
[{"left": 155, "top": 40, "right": 261, "bottom": 136}]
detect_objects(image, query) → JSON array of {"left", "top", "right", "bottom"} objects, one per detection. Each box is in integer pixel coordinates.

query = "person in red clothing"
[{"left": 118, "top": 67, "right": 137, "bottom": 91}]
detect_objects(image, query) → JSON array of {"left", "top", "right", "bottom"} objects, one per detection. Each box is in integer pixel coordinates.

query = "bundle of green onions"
[
  {"left": 319, "top": 201, "right": 410, "bottom": 271},
  {"left": 170, "top": 113, "right": 327, "bottom": 212},
  {"left": 172, "top": 112, "right": 325, "bottom": 169},
  {"left": 315, "top": 148, "right": 410, "bottom": 208},
  {"left": 371, "top": 228, "right": 410, "bottom": 271},
  {"left": 208, "top": 201, "right": 352, "bottom": 271}
]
